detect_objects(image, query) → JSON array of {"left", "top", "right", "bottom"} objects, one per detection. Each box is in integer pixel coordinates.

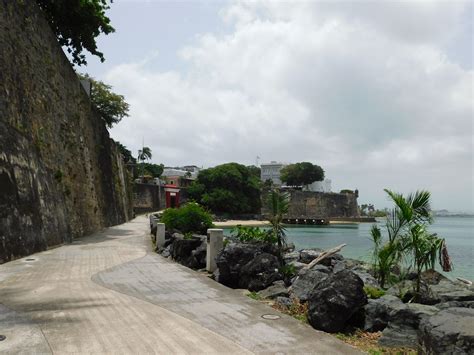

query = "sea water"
[{"left": 224, "top": 216, "right": 474, "bottom": 281}]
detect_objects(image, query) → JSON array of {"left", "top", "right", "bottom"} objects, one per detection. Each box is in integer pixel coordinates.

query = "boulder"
[
  {"left": 379, "top": 324, "right": 419, "bottom": 349},
  {"left": 283, "top": 251, "right": 300, "bottom": 264},
  {"left": 287, "top": 261, "right": 307, "bottom": 273},
  {"left": 299, "top": 249, "right": 323, "bottom": 264},
  {"left": 258, "top": 281, "right": 289, "bottom": 299},
  {"left": 215, "top": 242, "right": 278, "bottom": 289},
  {"left": 353, "top": 270, "right": 379, "bottom": 288},
  {"left": 307, "top": 269, "right": 367, "bottom": 332},
  {"left": 435, "top": 301, "right": 474, "bottom": 309},
  {"left": 290, "top": 268, "right": 329, "bottom": 302},
  {"left": 239, "top": 253, "right": 283, "bottom": 291},
  {"left": 418, "top": 307, "right": 474, "bottom": 354},
  {"left": 169, "top": 235, "right": 204, "bottom": 269},
  {"left": 364, "top": 295, "right": 404, "bottom": 332}
]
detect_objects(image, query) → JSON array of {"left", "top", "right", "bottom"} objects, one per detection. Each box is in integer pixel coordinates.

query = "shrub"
[
  {"left": 363, "top": 286, "right": 386, "bottom": 299},
  {"left": 230, "top": 225, "right": 276, "bottom": 243},
  {"left": 160, "top": 203, "right": 213, "bottom": 234}
]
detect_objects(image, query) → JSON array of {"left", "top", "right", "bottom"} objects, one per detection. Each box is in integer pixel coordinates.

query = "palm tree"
[
  {"left": 138, "top": 147, "right": 152, "bottom": 178},
  {"left": 266, "top": 189, "right": 290, "bottom": 264},
  {"left": 371, "top": 189, "right": 452, "bottom": 294}
]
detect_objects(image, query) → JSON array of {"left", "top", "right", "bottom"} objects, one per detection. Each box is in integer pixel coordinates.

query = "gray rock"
[
  {"left": 364, "top": 295, "right": 404, "bottom": 332},
  {"left": 288, "top": 261, "right": 308, "bottom": 272},
  {"left": 418, "top": 307, "right": 474, "bottom": 354},
  {"left": 379, "top": 324, "right": 418, "bottom": 348},
  {"left": 299, "top": 249, "right": 323, "bottom": 263},
  {"left": 239, "top": 253, "right": 283, "bottom": 291},
  {"left": 215, "top": 242, "right": 278, "bottom": 289},
  {"left": 258, "top": 281, "right": 289, "bottom": 299},
  {"left": 435, "top": 301, "right": 474, "bottom": 309},
  {"left": 283, "top": 251, "right": 300, "bottom": 264},
  {"left": 290, "top": 268, "right": 329, "bottom": 302},
  {"left": 307, "top": 269, "right": 367, "bottom": 333},
  {"left": 353, "top": 270, "right": 379, "bottom": 288}
]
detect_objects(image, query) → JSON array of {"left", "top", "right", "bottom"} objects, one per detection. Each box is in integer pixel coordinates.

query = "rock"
[
  {"left": 275, "top": 296, "right": 293, "bottom": 308},
  {"left": 379, "top": 324, "right": 418, "bottom": 348},
  {"left": 283, "top": 251, "right": 300, "bottom": 264},
  {"left": 239, "top": 253, "right": 283, "bottom": 291},
  {"left": 418, "top": 307, "right": 474, "bottom": 354},
  {"left": 364, "top": 295, "right": 404, "bottom": 332},
  {"left": 353, "top": 270, "right": 379, "bottom": 288},
  {"left": 307, "top": 269, "right": 367, "bottom": 333},
  {"left": 258, "top": 281, "right": 289, "bottom": 299},
  {"left": 435, "top": 301, "right": 474, "bottom": 309},
  {"left": 290, "top": 268, "right": 329, "bottom": 302},
  {"left": 332, "top": 261, "right": 346, "bottom": 273},
  {"left": 299, "top": 249, "right": 323, "bottom": 263},
  {"left": 288, "top": 261, "right": 307, "bottom": 273},
  {"left": 215, "top": 242, "right": 278, "bottom": 289},
  {"left": 284, "top": 242, "right": 296, "bottom": 252},
  {"left": 161, "top": 245, "right": 171, "bottom": 258},
  {"left": 169, "top": 235, "right": 206, "bottom": 269}
]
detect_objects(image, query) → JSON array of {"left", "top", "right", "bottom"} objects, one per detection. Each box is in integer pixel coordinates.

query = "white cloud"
[{"left": 107, "top": 0, "right": 473, "bottom": 211}]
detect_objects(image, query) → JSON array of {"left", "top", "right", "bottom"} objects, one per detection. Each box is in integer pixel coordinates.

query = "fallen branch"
[{"left": 303, "top": 243, "right": 346, "bottom": 270}]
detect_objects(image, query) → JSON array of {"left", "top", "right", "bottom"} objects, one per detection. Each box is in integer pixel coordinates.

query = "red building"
[{"left": 163, "top": 184, "right": 180, "bottom": 208}]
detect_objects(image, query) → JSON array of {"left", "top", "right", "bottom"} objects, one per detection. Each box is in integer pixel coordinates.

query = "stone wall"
[
  {"left": 0, "top": 0, "right": 133, "bottom": 263},
  {"left": 286, "top": 191, "right": 359, "bottom": 219},
  {"left": 133, "top": 183, "right": 163, "bottom": 214}
]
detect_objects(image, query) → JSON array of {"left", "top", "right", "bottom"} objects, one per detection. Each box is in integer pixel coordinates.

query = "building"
[
  {"left": 260, "top": 161, "right": 287, "bottom": 186},
  {"left": 304, "top": 179, "right": 332, "bottom": 193},
  {"left": 161, "top": 167, "right": 199, "bottom": 188}
]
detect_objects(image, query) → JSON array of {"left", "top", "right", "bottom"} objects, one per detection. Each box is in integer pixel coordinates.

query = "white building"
[
  {"left": 304, "top": 179, "right": 332, "bottom": 193},
  {"left": 260, "top": 161, "right": 287, "bottom": 186}
]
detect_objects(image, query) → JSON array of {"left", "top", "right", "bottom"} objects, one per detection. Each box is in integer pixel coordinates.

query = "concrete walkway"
[{"left": 0, "top": 216, "right": 359, "bottom": 354}]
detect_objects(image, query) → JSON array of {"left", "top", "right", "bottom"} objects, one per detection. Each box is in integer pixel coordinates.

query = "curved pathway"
[{"left": 0, "top": 216, "right": 359, "bottom": 354}]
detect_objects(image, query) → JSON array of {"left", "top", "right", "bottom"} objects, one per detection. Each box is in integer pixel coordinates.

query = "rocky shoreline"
[{"left": 153, "top": 225, "right": 474, "bottom": 354}]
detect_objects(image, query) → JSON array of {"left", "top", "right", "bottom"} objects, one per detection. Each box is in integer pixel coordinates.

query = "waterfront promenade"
[{"left": 0, "top": 216, "right": 358, "bottom": 354}]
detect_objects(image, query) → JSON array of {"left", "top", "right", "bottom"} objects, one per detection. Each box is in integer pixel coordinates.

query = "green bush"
[
  {"left": 160, "top": 203, "right": 213, "bottom": 234},
  {"left": 230, "top": 225, "right": 276, "bottom": 243},
  {"left": 363, "top": 286, "right": 386, "bottom": 299}
]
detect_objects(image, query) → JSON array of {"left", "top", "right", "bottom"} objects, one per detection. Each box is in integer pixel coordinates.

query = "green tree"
[
  {"left": 188, "top": 163, "right": 261, "bottom": 215},
  {"left": 266, "top": 189, "right": 290, "bottom": 264},
  {"left": 37, "top": 0, "right": 115, "bottom": 65},
  {"left": 78, "top": 74, "right": 129, "bottom": 128},
  {"left": 280, "top": 162, "right": 324, "bottom": 187},
  {"left": 371, "top": 189, "right": 452, "bottom": 293},
  {"left": 138, "top": 147, "right": 152, "bottom": 162},
  {"left": 116, "top": 141, "right": 136, "bottom": 163},
  {"left": 142, "top": 163, "right": 164, "bottom": 178}
]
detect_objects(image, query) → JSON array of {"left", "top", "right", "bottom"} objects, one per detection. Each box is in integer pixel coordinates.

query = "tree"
[
  {"left": 266, "top": 189, "right": 290, "bottom": 264},
  {"left": 188, "top": 163, "right": 261, "bottom": 215},
  {"left": 370, "top": 189, "right": 452, "bottom": 294},
  {"left": 138, "top": 147, "right": 152, "bottom": 162},
  {"left": 280, "top": 162, "right": 324, "bottom": 187},
  {"left": 116, "top": 141, "right": 136, "bottom": 163},
  {"left": 37, "top": 0, "right": 115, "bottom": 66},
  {"left": 142, "top": 163, "right": 164, "bottom": 178},
  {"left": 78, "top": 74, "right": 129, "bottom": 128}
]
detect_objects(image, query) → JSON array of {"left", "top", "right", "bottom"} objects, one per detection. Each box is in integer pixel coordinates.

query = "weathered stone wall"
[
  {"left": 286, "top": 191, "right": 359, "bottom": 219},
  {"left": 133, "top": 183, "right": 163, "bottom": 214},
  {"left": 0, "top": 0, "right": 133, "bottom": 263}
]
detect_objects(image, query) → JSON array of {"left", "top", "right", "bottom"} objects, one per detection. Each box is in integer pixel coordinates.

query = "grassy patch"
[
  {"left": 364, "top": 285, "right": 386, "bottom": 299},
  {"left": 334, "top": 329, "right": 416, "bottom": 354},
  {"left": 272, "top": 298, "right": 308, "bottom": 324},
  {"left": 247, "top": 291, "right": 262, "bottom": 301}
]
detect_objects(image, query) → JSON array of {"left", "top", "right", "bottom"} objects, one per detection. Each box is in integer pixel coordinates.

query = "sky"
[{"left": 77, "top": 0, "right": 473, "bottom": 212}]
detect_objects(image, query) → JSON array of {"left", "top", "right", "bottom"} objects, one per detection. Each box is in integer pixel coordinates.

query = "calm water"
[{"left": 224, "top": 217, "right": 474, "bottom": 281}]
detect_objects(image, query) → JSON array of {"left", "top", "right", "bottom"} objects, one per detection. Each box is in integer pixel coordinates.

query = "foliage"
[
  {"left": 247, "top": 291, "right": 262, "bottom": 301},
  {"left": 37, "top": 0, "right": 114, "bottom": 66},
  {"left": 279, "top": 264, "right": 297, "bottom": 279},
  {"left": 334, "top": 329, "right": 416, "bottom": 354},
  {"left": 142, "top": 163, "right": 164, "bottom": 178},
  {"left": 266, "top": 189, "right": 290, "bottom": 264},
  {"left": 138, "top": 147, "right": 152, "bottom": 161},
  {"left": 272, "top": 298, "right": 308, "bottom": 324},
  {"left": 246, "top": 165, "right": 261, "bottom": 179},
  {"left": 188, "top": 163, "right": 261, "bottom": 214},
  {"left": 116, "top": 141, "right": 136, "bottom": 163},
  {"left": 78, "top": 74, "right": 129, "bottom": 128},
  {"left": 160, "top": 203, "right": 213, "bottom": 234},
  {"left": 231, "top": 226, "right": 276, "bottom": 244},
  {"left": 280, "top": 162, "right": 324, "bottom": 187},
  {"left": 370, "top": 189, "right": 452, "bottom": 294},
  {"left": 363, "top": 286, "right": 386, "bottom": 299},
  {"left": 340, "top": 189, "right": 354, "bottom": 194}
]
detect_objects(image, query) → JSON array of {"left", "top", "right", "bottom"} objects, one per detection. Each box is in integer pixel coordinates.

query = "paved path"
[{"left": 0, "top": 216, "right": 359, "bottom": 354}]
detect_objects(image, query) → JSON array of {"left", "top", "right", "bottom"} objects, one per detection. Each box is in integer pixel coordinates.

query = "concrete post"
[
  {"left": 156, "top": 223, "right": 166, "bottom": 248},
  {"left": 206, "top": 228, "right": 224, "bottom": 273}
]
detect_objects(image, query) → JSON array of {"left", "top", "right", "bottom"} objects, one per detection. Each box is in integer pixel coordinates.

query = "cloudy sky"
[{"left": 79, "top": 0, "right": 473, "bottom": 212}]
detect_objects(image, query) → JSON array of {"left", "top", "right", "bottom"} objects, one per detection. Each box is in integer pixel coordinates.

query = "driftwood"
[
  {"left": 303, "top": 243, "right": 347, "bottom": 270},
  {"left": 288, "top": 244, "right": 347, "bottom": 292}
]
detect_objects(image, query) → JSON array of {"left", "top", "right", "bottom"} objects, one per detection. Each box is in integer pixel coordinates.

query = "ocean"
[{"left": 224, "top": 216, "right": 474, "bottom": 281}]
